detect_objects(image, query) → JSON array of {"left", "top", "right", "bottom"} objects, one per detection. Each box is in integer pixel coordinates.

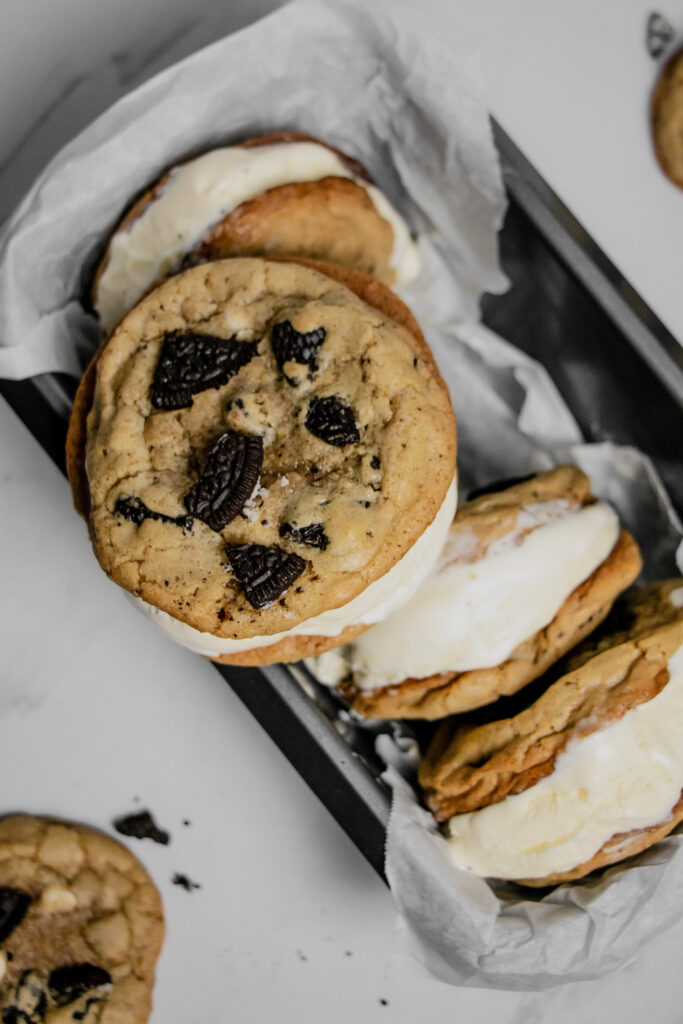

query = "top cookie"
[{"left": 77, "top": 257, "right": 456, "bottom": 642}]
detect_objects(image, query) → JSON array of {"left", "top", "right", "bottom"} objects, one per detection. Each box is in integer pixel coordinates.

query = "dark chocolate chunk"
[
  {"left": 465, "top": 473, "right": 536, "bottom": 502},
  {"left": 305, "top": 396, "right": 360, "bottom": 447},
  {"left": 151, "top": 332, "right": 259, "bottom": 410},
  {"left": 112, "top": 810, "right": 170, "bottom": 845},
  {"left": 184, "top": 432, "right": 263, "bottom": 532},
  {"left": 226, "top": 543, "right": 306, "bottom": 609},
  {"left": 48, "top": 965, "right": 112, "bottom": 1007},
  {"left": 3, "top": 972, "right": 46, "bottom": 1024},
  {"left": 0, "top": 888, "right": 31, "bottom": 943},
  {"left": 270, "top": 321, "right": 326, "bottom": 383},
  {"left": 370, "top": 455, "right": 381, "bottom": 470},
  {"left": 279, "top": 522, "right": 329, "bottom": 550},
  {"left": 171, "top": 873, "right": 201, "bottom": 892},
  {"left": 114, "top": 496, "right": 193, "bottom": 531}
]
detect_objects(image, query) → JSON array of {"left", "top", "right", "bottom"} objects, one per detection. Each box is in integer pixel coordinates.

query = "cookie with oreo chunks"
[
  {"left": 0, "top": 815, "right": 163, "bottom": 1023},
  {"left": 651, "top": 47, "right": 683, "bottom": 190},
  {"left": 418, "top": 580, "right": 683, "bottom": 886},
  {"left": 309, "top": 466, "right": 641, "bottom": 718},
  {"left": 92, "top": 131, "right": 418, "bottom": 331},
  {"left": 67, "top": 257, "right": 456, "bottom": 666}
]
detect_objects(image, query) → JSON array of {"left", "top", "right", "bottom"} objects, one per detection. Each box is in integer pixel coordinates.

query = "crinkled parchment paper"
[{"left": 0, "top": 0, "right": 681, "bottom": 991}]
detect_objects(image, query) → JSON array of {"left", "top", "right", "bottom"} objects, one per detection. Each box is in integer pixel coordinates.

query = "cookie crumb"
[
  {"left": 171, "top": 873, "right": 201, "bottom": 892},
  {"left": 113, "top": 810, "right": 170, "bottom": 845}
]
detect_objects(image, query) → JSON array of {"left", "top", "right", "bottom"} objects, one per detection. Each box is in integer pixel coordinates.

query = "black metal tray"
[{"left": 2, "top": 122, "right": 682, "bottom": 879}]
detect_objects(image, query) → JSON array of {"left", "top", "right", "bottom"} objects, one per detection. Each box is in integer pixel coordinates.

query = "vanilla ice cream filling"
[
  {"left": 95, "top": 141, "right": 421, "bottom": 330},
  {"left": 445, "top": 641, "right": 683, "bottom": 880},
  {"left": 310, "top": 500, "right": 620, "bottom": 690},
  {"left": 129, "top": 478, "right": 456, "bottom": 657}
]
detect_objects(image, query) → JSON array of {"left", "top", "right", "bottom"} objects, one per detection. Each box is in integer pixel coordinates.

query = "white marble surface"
[{"left": 1, "top": 1, "right": 682, "bottom": 1021}]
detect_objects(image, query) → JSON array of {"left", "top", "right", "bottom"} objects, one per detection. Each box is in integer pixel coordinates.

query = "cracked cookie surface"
[
  {"left": 0, "top": 815, "right": 163, "bottom": 1023},
  {"left": 74, "top": 257, "right": 456, "bottom": 642}
]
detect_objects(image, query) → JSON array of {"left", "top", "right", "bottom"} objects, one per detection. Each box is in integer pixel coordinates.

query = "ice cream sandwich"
[
  {"left": 419, "top": 579, "right": 683, "bottom": 885},
  {"left": 309, "top": 467, "right": 641, "bottom": 718},
  {"left": 92, "top": 132, "right": 420, "bottom": 332},
  {"left": 68, "top": 257, "right": 456, "bottom": 666}
]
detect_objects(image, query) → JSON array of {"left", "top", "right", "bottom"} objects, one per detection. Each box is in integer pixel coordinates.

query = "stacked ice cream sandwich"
[
  {"left": 69, "top": 129, "right": 678, "bottom": 889},
  {"left": 419, "top": 579, "right": 683, "bottom": 885},
  {"left": 68, "top": 135, "right": 456, "bottom": 666}
]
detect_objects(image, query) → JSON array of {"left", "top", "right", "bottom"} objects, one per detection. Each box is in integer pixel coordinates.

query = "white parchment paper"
[
  {"left": 0, "top": 0, "right": 505, "bottom": 380},
  {"left": 0, "top": 0, "right": 681, "bottom": 991}
]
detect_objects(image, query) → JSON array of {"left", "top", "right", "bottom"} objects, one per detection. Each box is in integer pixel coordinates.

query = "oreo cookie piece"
[
  {"left": 305, "top": 395, "right": 360, "bottom": 447},
  {"left": 112, "top": 810, "right": 170, "bottom": 846},
  {"left": 48, "top": 965, "right": 112, "bottom": 1007},
  {"left": 151, "top": 332, "right": 259, "bottom": 410},
  {"left": 227, "top": 543, "right": 306, "bottom": 609},
  {"left": 0, "top": 888, "right": 31, "bottom": 944},
  {"left": 279, "top": 521, "right": 330, "bottom": 551},
  {"left": 271, "top": 321, "right": 326, "bottom": 384},
  {"left": 114, "top": 496, "right": 193, "bottom": 532},
  {"left": 184, "top": 432, "right": 264, "bottom": 532},
  {"left": 647, "top": 11, "right": 674, "bottom": 58}
]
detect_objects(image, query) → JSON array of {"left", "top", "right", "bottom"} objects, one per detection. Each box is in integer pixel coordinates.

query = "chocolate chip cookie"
[
  {"left": 0, "top": 815, "right": 163, "bottom": 1023},
  {"left": 68, "top": 257, "right": 457, "bottom": 665}
]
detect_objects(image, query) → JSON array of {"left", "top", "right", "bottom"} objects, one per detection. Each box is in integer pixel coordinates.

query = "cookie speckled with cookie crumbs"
[{"left": 0, "top": 815, "right": 163, "bottom": 1024}]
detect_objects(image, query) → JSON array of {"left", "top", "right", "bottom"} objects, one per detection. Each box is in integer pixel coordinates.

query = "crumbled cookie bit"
[
  {"left": 114, "top": 495, "right": 193, "bottom": 532},
  {"left": 279, "top": 521, "right": 329, "bottom": 551},
  {"left": 271, "top": 321, "right": 326, "bottom": 384},
  {"left": 112, "top": 810, "right": 170, "bottom": 845},
  {"left": 171, "top": 873, "right": 201, "bottom": 892},
  {"left": 305, "top": 395, "right": 360, "bottom": 447}
]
